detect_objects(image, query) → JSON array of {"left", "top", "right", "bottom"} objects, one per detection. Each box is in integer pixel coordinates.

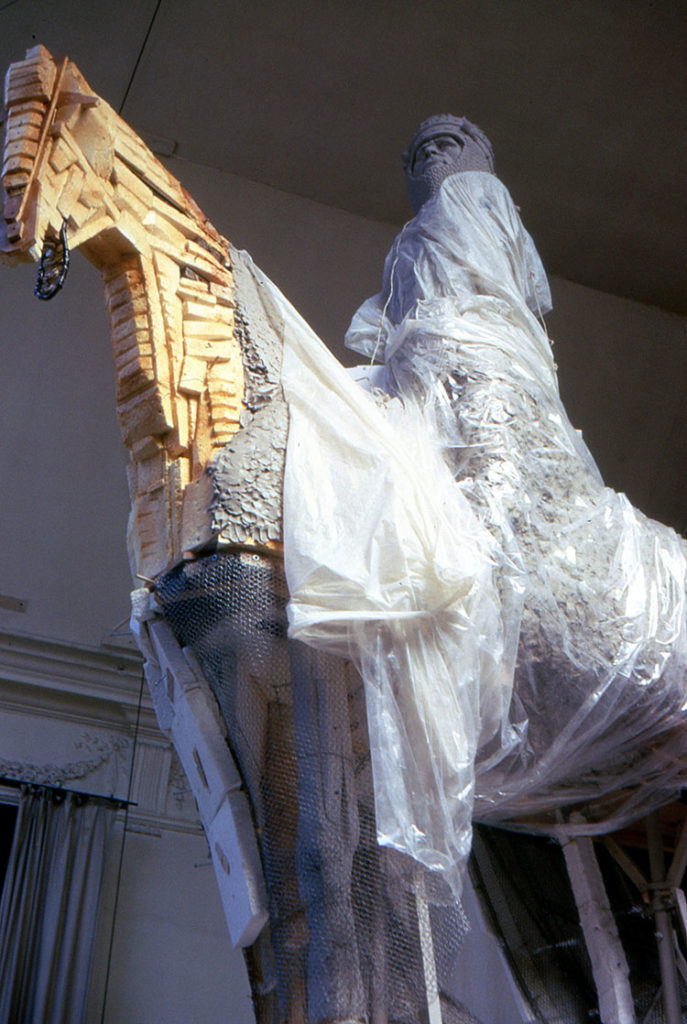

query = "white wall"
[{"left": 88, "top": 828, "right": 254, "bottom": 1024}]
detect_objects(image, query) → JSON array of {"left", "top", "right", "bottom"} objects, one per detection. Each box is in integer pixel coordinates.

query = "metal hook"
[{"left": 35, "top": 220, "right": 70, "bottom": 300}]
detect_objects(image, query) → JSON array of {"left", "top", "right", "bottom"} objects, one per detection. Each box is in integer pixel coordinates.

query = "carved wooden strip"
[
  {"left": 131, "top": 435, "right": 164, "bottom": 462},
  {"left": 106, "top": 265, "right": 146, "bottom": 306},
  {"left": 116, "top": 353, "right": 155, "bottom": 391},
  {"left": 68, "top": 198, "right": 102, "bottom": 234},
  {"left": 56, "top": 163, "right": 85, "bottom": 220},
  {"left": 111, "top": 159, "right": 154, "bottom": 220},
  {"left": 135, "top": 227, "right": 193, "bottom": 267},
  {"left": 4, "top": 100, "right": 46, "bottom": 123},
  {"left": 131, "top": 448, "right": 168, "bottom": 495},
  {"left": 69, "top": 214, "right": 122, "bottom": 255},
  {"left": 113, "top": 338, "right": 154, "bottom": 371},
  {"left": 210, "top": 419, "right": 242, "bottom": 440},
  {"left": 2, "top": 172, "right": 30, "bottom": 200},
  {"left": 111, "top": 312, "right": 150, "bottom": 345},
  {"left": 210, "top": 417, "right": 241, "bottom": 441},
  {"left": 130, "top": 486, "right": 172, "bottom": 579},
  {"left": 113, "top": 134, "right": 187, "bottom": 212},
  {"left": 2, "top": 153, "right": 34, "bottom": 177},
  {"left": 178, "top": 355, "right": 206, "bottom": 396},
  {"left": 5, "top": 75, "right": 54, "bottom": 105},
  {"left": 173, "top": 395, "right": 191, "bottom": 453},
  {"left": 3, "top": 138, "right": 39, "bottom": 162},
  {"left": 207, "top": 390, "right": 240, "bottom": 409},
  {"left": 182, "top": 298, "right": 218, "bottom": 320},
  {"left": 207, "top": 375, "right": 238, "bottom": 396},
  {"left": 110, "top": 295, "right": 149, "bottom": 330},
  {"left": 142, "top": 209, "right": 188, "bottom": 253},
  {"left": 183, "top": 317, "right": 233, "bottom": 341},
  {"left": 5, "top": 123, "right": 41, "bottom": 145},
  {"left": 51, "top": 124, "right": 119, "bottom": 222},
  {"left": 182, "top": 239, "right": 230, "bottom": 283},
  {"left": 187, "top": 398, "right": 198, "bottom": 450},
  {"left": 113, "top": 182, "right": 151, "bottom": 223},
  {"left": 5, "top": 68, "right": 52, "bottom": 95},
  {"left": 148, "top": 191, "right": 205, "bottom": 240},
  {"left": 182, "top": 335, "right": 232, "bottom": 361},
  {"left": 78, "top": 181, "right": 105, "bottom": 209},
  {"left": 210, "top": 403, "right": 241, "bottom": 425},
  {"left": 113, "top": 335, "right": 152, "bottom": 371},
  {"left": 176, "top": 275, "right": 213, "bottom": 300},
  {"left": 175, "top": 453, "right": 191, "bottom": 491},
  {"left": 209, "top": 281, "right": 236, "bottom": 307},
  {"left": 151, "top": 247, "right": 180, "bottom": 294},
  {"left": 48, "top": 139, "right": 74, "bottom": 175}
]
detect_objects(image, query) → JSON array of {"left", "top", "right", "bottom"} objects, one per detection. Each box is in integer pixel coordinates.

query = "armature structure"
[{"left": 3, "top": 46, "right": 687, "bottom": 1024}]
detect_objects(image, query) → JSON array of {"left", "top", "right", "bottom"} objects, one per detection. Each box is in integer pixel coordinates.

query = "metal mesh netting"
[{"left": 155, "top": 550, "right": 476, "bottom": 1024}]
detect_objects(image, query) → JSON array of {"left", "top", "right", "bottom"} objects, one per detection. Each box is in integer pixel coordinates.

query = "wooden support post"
[
  {"left": 414, "top": 870, "right": 442, "bottom": 1024},
  {"left": 560, "top": 831, "right": 635, "bottom": 1024},
  {"left": 646, "top": 812, "right": 682, "bottom": 1024}
]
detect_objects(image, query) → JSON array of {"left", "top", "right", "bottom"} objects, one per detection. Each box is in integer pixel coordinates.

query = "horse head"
[{"left": 1, "top": 45, "right": 288, "bottom": 582}]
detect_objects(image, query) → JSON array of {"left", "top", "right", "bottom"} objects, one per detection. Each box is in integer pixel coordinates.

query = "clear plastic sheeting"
[
  {"left": 272, "top": 171, "right": 687, "bottom": 897},
  {"left": 279, "top": 287, "right": 513, "bottom": 898}
]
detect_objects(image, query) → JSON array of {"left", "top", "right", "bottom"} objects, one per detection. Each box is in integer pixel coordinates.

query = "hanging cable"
[
  {"left": 100, "top": 665, "right": 146, "bottom": 1023},
  {"left": 118, "top": 0, "right": 164, "bottom": 116}
]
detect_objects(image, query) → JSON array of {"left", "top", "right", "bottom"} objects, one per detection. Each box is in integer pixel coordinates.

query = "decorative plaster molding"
[
  {"left": 0, "top": 629, "right": 201, "bottom": 830},
  {"left": 0, "top": 629, "right": 143, "bottom": 708},
  {"left": 0, "top": 731, "right": 130, "bottom": 788}
]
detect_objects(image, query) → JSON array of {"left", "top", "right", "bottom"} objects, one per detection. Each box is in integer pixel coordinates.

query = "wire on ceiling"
[{"left": 118, "top": 0, "right": 164, "bottom": 116}]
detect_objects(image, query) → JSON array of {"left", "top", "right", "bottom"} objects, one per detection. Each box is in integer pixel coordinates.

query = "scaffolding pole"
[{"left": 646, "top": 812, "right": 681, "bottom": 1024}]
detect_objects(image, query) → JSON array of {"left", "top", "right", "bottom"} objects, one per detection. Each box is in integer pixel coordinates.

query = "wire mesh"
[{"left": 155, "top": 550, "right": 473, "bottom": 1023}]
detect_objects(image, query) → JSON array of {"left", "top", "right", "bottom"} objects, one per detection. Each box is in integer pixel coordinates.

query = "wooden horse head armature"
[{"left": 1, "top": 44, "right": 283, "bottom": 582}]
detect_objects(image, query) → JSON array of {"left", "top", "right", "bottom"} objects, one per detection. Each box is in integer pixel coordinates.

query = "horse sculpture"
[{"left": 4, "top": 44, "right": 687, "bottom": 1024}]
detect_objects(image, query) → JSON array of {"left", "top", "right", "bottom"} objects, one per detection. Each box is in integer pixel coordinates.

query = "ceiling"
[{"left": 1, "top": 0, "right": 685, "bottom": 314}]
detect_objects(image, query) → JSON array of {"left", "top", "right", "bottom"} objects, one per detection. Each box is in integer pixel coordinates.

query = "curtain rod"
[{"left": 0, "top": 776, "right": 135, "bottom": 809}]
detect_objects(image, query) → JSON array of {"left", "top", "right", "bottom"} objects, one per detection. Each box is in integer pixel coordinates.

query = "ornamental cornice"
[
  {"left": 0, "top": 628, "right": 143, "bottom": 708},
  {"left": 0, "top": 630, "right": 201, "bottom": 828}
]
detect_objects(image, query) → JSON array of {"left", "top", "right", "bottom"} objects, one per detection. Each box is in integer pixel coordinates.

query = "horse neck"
[{"left": 87, "top": 129, "right": 245, "bottom": 579}]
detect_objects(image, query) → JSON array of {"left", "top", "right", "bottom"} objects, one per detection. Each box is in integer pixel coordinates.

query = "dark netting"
[{"left": 155, "top": 550, "right": 475, "bottom": 1024}]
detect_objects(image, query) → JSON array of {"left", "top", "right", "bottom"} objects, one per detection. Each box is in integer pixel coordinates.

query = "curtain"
[{"left": 0, "top": 786, "right": 117, "bottom": 1024}]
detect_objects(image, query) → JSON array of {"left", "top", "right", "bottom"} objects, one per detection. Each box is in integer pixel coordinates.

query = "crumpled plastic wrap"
[{"left": 274, "top": 171, "right": 687, "bottom": 897}]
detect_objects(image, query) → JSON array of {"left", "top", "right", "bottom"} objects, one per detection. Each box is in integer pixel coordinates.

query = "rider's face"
[{"left": 412, "top": 134, "right": 464, "bottom": 177}]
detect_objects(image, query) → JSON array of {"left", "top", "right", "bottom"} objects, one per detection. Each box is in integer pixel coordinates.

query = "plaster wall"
[{"left": 87, "top": 827, "right": 254, "bottom": 1024}]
